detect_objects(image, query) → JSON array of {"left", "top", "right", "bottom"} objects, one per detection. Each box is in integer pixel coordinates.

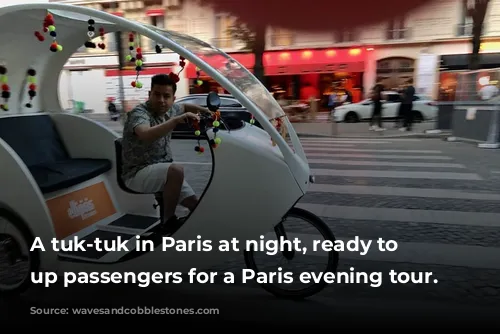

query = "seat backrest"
[
  {"left": 114, "top": 137, "right": 127, "bottom": 184},
  {"left": 0, "top": 115, "right": 70, "bottom": 167}
]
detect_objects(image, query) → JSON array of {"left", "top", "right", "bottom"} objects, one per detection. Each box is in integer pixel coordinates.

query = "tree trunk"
[{"left": 252, "top": 24, "right": 266, "bottom": 84}]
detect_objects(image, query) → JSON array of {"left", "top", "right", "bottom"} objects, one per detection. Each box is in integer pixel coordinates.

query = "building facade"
[{"left": 55, "top": 0, "right": 500, "bottom": 113}]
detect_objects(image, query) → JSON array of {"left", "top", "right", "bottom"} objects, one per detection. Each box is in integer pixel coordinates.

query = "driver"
[{"left": 121, "top": 74, "right": 212, "bottom": 232}]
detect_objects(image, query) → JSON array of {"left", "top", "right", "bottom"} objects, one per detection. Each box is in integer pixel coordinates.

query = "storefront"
[
  {"left": 184, "top": 48, "right": 366, "bottom": 110},
  {"left": 61, "top": 52, "right": 187, "bottom": 113},
  {"left": 438, "top": 52, "right": 500, "bottom": 101}
]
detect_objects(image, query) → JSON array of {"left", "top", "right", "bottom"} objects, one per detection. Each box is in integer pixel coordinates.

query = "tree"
[
  {"left": 467, "top": 0, "right": 490, "bottom": 70},
  {"left": 226, "top": 18, "right": 266, "bottom": 83}
]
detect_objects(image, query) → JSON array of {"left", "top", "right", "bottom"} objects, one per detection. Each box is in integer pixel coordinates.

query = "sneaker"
[
  {"left": 369, "top": 126, "right": 376, "bottom": 131},
  {"left": 399, "top": 127, "right": 407, "bottom": 131},
  {"left": 159, "top": 215, "right": 187, "bottom": 235}
]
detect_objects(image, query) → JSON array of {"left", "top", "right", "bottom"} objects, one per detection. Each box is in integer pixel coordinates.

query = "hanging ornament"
[
  {"left": 84, "top": 19, "right": 96, "bottom": 48},
  {"left": 131, "top": 46, "right": 144, "bottom": 89},
  {"left": 25, "top": 68, "right": 37, "bottom": 108},
  {"left": 35, "top": 12, "right": 63, "bottom": 52},
  {"left": 98, "top": 26, "right": 106, "bottom": 49},
  {"left": 155, "top": 43, "right": 162, "bottom": 53},
  {"left": 0, "top": 65, "right": 9, "bottom": 111},
  {"left": 194, "top": 67, "right": 203, "bottom": 87}
]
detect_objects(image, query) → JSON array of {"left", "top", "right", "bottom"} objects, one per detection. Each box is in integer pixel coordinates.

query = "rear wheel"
[
  {"left": 414, "top": 111, "right": 424, "bottom": 122},
  {"left": 0, "top": 211, "right": 39, "bottom": 297},
  {"left": 243, "top": 207, "right": 339, "bottom": 300},
  {"left": 344, "top": 111, "right": 359, "bottom": 123}
]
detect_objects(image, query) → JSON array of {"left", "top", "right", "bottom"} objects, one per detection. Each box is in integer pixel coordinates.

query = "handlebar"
[{"left": 188, "top": 112, "right": 225, "bottom": 133}]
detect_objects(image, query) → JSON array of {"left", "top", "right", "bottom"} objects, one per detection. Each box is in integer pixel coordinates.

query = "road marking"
[
  {"left": 308, "top": 183, "right": 500, "bottom": 200},
  {"left": 296, "top": 203, "right": 500, "bottom": 227},
  {"left": 311, "top": 169, "right": 483, "bottom": 180},
  {"left": 305, "top": 153, "right": 453, "bottom": 160},
  {"left": 308, "top": 159, "right": 465, "bottom": 168},
  {"left": 299, "top": 138, "right": 422, "bottom": 143},
  {"left": 303, "top": 147, "right": 443, "bottom": 154},
  {"left": 261, "top": 232, "right": 500, "bottom": 270}
]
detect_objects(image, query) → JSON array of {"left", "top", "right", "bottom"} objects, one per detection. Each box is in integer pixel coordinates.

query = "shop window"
[
  {"left": 336, "top": 30, "right": 357, "bottom": 43},
  {"left": 457, "top": 0, "right": 473, "bottom": 36},
  {"left": 214, "top": 14, "right": 234, "bottom": 48},
  {"left": 376, "top": 57, "right": 415, "bottom": 91},
  {"left": 149, "top": 15, "right": 165, "bottom": 49},
  {"left": 270, "top": 28, "right": 294, "bottom": 47},
  {"left": 386, "top": 16, "right": 407, "bottom": 40}
]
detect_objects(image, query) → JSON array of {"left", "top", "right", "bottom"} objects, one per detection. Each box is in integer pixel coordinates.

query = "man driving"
[{"left": 121, "top": 74, "right": 212, "bottom": 232}]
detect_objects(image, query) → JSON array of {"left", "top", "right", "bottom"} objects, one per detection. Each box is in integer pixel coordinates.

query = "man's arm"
[
  {"left": 129, "top": 107, "right": 198, "bottom": 142},
  {"left": 181, "top": 103, "right": 212, "bottom": 115}
]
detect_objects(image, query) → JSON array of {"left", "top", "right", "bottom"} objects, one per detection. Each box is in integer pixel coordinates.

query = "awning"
[
  {"left": 146, "top": 8, "right": 165, "bottom": 16},
  {"left": 184, "top": 48, "right": 365, "bottom": 78},
  {"left": 440, "top": 53, "right": 500, "bottom": 71},
  {"left": 264, "top": 48, "right": 365, "bottom": 75}
]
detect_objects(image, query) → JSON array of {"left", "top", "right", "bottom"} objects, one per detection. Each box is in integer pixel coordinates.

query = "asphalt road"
[{"left": 2, "top": 136, "right": 500, "bottom": 328}]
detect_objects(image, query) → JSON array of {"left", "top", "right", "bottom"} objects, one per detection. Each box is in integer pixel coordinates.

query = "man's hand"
[{"left": 179, "top": 112, "right": 200, "bottom": 123}]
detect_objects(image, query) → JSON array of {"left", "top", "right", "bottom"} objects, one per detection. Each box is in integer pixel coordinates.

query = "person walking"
[
  {"left": 369, "top": 84, "right": 385, "bottom": 131},
  {"left": 400, "top": 78, "right": 415, "bottom": 131}
]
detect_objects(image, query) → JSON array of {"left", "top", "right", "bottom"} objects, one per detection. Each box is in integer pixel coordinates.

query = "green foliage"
[{"left": 226, "top": 18, "right": 256, "bottom": 51}]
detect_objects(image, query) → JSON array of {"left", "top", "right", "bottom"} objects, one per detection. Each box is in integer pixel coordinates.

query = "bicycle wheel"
[
  {"left": 0, "top": 210, "right": 39, "bottom": 297},
  {"left": 243, "top": 207, "right": 339, "bottom": 299}
]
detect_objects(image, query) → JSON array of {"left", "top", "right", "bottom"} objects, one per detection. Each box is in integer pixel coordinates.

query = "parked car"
[
  {"left": 331, "top": 91, "right": 438, "bottom": 123},
  {"left": 173, "top": 93, "right": 262, "bottom": 138}
]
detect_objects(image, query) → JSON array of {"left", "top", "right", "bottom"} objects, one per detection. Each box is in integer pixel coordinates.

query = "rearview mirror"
[{"left": 206, "top": 91, "right": 221, "bottom": 112}]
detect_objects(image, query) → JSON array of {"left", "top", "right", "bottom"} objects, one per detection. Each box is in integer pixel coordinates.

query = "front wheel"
[
  {"left": 243, "top": 207, "right": 339, "bottom": 299},
  {"left": 0, "top": 211, "right": 39, "bottom": 297}
]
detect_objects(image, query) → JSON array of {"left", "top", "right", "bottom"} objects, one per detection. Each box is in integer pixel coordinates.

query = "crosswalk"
[
  {"left": 296, "top": 137, "right": 500, "bottom": 269},
  {"left": 185, "top": 138, "right": 500, "bottom": 303}
]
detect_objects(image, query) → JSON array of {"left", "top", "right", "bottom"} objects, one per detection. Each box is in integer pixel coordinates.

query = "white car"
[{"left": 332, "top": 91, "right": 438, "bottom": 123}]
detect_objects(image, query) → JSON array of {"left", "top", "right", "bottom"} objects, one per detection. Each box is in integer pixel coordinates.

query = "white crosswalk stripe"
[{"left": 290, "top": 137, "right": 500, "bottom": 270}]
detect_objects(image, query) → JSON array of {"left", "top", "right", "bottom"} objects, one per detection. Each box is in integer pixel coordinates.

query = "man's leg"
[
  {"left": 124, "top": 163, "right": 184, "bottom": 223},
  {"left": 162, "top": 164, "right": 184, "bottom": 221},
  {"left": 179, "top": 180, "right": 198, "bottom": 212}
]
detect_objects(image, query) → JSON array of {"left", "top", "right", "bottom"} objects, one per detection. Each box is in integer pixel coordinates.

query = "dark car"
[{"left": 173, "top": 93, "right": 262, "bottom": 138}]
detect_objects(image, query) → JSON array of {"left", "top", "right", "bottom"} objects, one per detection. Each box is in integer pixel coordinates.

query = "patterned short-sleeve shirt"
[{"left": 121, "top": 101, "right": 184, "bottom": 180}]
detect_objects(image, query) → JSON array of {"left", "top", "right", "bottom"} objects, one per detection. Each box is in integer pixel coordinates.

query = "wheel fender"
[{"left": 0, "top": 138, "right": 58, "bottom": 273}]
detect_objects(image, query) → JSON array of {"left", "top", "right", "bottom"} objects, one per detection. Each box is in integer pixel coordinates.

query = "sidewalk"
[
  {"left": 82, "top": 113, "right": 442, "bottom": 139},
  {"left": 292, "top": 120, "right": 440, "bottom": 138}
]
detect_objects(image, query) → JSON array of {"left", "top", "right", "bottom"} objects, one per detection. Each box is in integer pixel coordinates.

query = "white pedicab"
[{"left": 0, "top": 3, "right": 339, "bottom": 300}]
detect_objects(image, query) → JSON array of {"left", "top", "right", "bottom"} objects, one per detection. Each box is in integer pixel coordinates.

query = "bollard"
[{"left": 478, "top": 104, "right": 500, "bottom": 149}]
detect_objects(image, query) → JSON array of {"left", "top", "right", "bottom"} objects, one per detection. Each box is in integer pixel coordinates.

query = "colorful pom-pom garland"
[
  {"left": 25, "top": 68, "right": 37, "bottom": 108},
  {"left": 84, "top": 19, "right": 106, "bottom": 50},
  {"left": 0, "top": 65, "right": 9, "bottom": 111},
  {"left": 124, "top": 33, "right": 145, "bottom": 89},
  {"left": 193, "top": 111, "right": 223, "bottom": 154},
  {"left": 194, "top": 67, "right": 202, "bottom": 87},
  {"left": 34, "top": 12, "right": 63, "bottom": 52}
]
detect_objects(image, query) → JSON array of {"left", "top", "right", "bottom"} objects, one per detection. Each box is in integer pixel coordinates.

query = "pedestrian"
[
  {"left": 394, "top": 89, "right": 404, "bottom": 128},
  {"left": 369, "top": 84, "right": 384, "bottom": 131},
  {"left": 400, "top": 78, "right": 415, "bottom": 131}
]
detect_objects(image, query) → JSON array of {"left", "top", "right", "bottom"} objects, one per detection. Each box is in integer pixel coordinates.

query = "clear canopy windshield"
[{"left": 146, "top": 25, "right": 286, "bottom": 121}]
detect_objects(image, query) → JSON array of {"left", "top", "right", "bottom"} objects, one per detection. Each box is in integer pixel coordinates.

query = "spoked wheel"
[
  {"left": 243, "top": 207, "right": 339, "bottom": 299},
  {"left": 0, "top": 212, "right": 38, "bottom": 297}
]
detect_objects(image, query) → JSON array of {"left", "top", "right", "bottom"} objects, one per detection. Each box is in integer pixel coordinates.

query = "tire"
[
  {"left": 0, "top": 209, "right": 39, "bottom": 297},
  {"left": 344, "top": 111, "right": 359, "bottom": 123},
  {"left": 413, "top": 111, "right": 424, "bottom": 122},
  {"left": 243, "top": 207, "right": 339, "bottom": 300}
]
